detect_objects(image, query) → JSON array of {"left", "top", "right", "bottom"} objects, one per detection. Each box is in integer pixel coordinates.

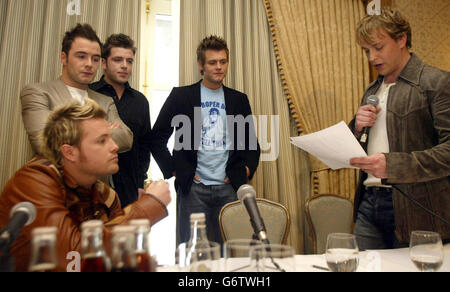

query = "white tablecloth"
[
  {"left": 158, "top": 244, "right": 450, "bottom": 272},
  {"left": 297, "top": 244, "right": 450, "bottom": 272}
]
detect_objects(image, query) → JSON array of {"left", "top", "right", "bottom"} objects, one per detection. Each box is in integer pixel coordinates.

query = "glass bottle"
[
  {"left": 129, "top": 219, "right": 154, "bottom": 272},
  {"left": 80, "top": 220, "right": 108, "bottom": 272},
  {"left": 110, "top": 225, "right": 137, "bottom": 272},
  {"left": 185, "top": 213, "right": 213, "bottom": 271},
  {"left": 187, "top": 213, "right": 209, "bottom": 246},
  {"left": 28, "top": 226, "right": 58, "bottom": 272}
]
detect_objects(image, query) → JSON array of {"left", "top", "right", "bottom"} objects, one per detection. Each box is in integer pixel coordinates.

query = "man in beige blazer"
[{"left": 20, "top": 23, "right": 133, "bottom": 154}]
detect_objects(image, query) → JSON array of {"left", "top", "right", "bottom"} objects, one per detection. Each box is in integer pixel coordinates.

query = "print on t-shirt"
[{"left": 201, "top": 103, "right": 226, "bottom": 150}]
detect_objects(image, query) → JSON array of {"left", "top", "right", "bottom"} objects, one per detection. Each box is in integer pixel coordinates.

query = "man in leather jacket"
[
  {"left": 0, "top": 100, "right": 171, "bottom": 271},
  {"left": 349, "top": 8, "right": 449, "bottom": 249}
]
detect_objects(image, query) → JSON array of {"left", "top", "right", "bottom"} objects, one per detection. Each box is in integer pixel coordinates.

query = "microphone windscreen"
[
  {"left": 10, "top": 202, "right": 37, "bottom": 226},
  {"left": 237, "top": 184, "right": 256, "bottom": 201},
  {"left": 366, "top": 95, "right": 379, "bottom": 107}
]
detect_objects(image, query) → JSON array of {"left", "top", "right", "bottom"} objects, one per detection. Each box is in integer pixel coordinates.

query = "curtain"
[
  {"left": 264, "top": 0, "right": 370, "bottom": 200},
  {"left": 0, "top": 0, "right": 141, "bottom": 191},
  {"left": 393, "top": 0, "right": 450, "bottom": 72},
  {"left": 180, "top": 0, "right": 310, "bottom": 253}
]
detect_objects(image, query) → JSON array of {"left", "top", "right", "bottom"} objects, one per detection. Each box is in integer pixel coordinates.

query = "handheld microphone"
[
  {"left": 237, "top": 184, "right": 269, "bottom": 244},
  {"left": 0, "top": 202, "right": 37, "bottom": 252},
  {"left": 360, "top": 95, "right": 379, "bottom": 144}
]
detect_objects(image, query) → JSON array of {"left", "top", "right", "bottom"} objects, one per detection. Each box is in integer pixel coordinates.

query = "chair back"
[
  {"left": 219, "top": 198, "right": 290, "bottom": 244},
  {"left": 305, "top": 194, "right": 354, "bottom": 254}
]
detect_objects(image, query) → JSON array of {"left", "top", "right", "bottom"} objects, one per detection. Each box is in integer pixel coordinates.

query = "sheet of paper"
[{"left": 290, "top": 121, "right": 367, "bottom": 170}]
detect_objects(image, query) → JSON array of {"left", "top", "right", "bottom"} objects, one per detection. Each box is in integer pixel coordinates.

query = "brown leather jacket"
[
  {"left": 350, "top": 54, "right": 450, "bottom": 243},
  {"left": 0, "top": 156, "right": 168, "bottom": 272}
]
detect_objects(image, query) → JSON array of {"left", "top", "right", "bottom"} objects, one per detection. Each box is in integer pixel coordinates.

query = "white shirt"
[
  {"left": 66, "top": 85, "right": 88, "bottom": 105},
  {"left": 363, "top": 80, "right": 396, "bottom": 187}
]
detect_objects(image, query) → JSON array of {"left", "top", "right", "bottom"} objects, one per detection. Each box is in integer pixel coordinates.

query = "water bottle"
[{"left": 185, "top": 213, "right": 213, "bottom": 272}]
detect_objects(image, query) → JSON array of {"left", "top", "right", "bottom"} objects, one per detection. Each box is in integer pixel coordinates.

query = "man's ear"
[
  {"left": 197, "top": 60, "right": 204, "bottom": 75},
  {"left": 102, "top": 58, "right": 107, "bottom": 71},
  {"left": 397, "top": 33, "right": 407, "bottom": 49},
  {"left": 61, "top": 52, "right": 68, "bottom": 66},
  {"left": 60, "top": 144, "right": 78, "bottom": 163}
]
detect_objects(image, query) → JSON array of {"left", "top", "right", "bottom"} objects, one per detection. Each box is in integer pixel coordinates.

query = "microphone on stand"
[
  {"left": 0, "top": 202, "right": 37, "bottom": 272},
  {"left": 237, "top": 184, "right": 269, "bottom": 244},
  {"left": 0, "top": 202, "right": 37, "bottom": 252},
  {"left": 359, "top": 95, "right": 380, "bottom": 144},
  {"left": 237, "top": 185, "right": 286, "bottom": 272}
]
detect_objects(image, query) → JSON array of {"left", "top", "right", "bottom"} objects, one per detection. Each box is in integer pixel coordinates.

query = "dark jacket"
[
  {"left": 148, "top": 81, "right": 260, "bottom": 194},
  {"left": 90, "top": 77, "right": 151, "bottom": 207},
  {"left": 350, "top": 54, "right": 450, "bottom": 243}
]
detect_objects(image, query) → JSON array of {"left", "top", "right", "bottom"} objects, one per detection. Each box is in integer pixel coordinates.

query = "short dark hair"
[
  {"left": 102, "top": 34, "right": 137, "bottom": 59},
  {"left": 196, "top": 35, "right": 229, "bottom": 68},
  {"left": 61, "top": 23, "right": 102, "bottom": 55}
]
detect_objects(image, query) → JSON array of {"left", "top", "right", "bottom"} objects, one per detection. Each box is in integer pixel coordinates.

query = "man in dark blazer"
[{"left": 149, "top": 36, "right": 260, "bottom": 244}]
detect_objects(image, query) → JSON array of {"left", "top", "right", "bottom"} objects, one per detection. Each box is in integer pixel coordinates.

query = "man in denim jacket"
[{"left": 349, "top": 8, "right": 449, "bottom": 249}]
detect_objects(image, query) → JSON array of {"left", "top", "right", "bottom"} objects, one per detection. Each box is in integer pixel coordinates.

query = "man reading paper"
[{"left": 349, "top": 8, "right": 450, "bottom": 250}]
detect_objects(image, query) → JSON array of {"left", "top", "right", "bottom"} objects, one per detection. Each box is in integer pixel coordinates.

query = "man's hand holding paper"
[{"left": 349, "top": 153, "right": 387, "bottom": 179}]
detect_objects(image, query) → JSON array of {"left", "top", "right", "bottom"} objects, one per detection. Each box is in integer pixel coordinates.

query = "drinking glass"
[
  {"left": 224, "top": 239, "right": 263, "bottom": 272},
  {"left": 250, "top": 243, "right": 296, "bottom": 272},
  {"left": 325, "top": 233, "right": 359, "bottom": 272},
  {"left": 409, "top": 231, "right": 444, "bottom": 272}
]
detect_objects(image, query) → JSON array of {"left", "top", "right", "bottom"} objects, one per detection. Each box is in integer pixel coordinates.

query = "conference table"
[
  {"left": 158, "top": 244, "right": 450, "bottom": 272},
  {"left": 296, "top": 244, "right": 450, "bottom": 272}
]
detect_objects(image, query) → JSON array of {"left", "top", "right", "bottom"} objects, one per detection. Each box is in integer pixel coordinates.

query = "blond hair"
[
  {"left": 357, "top": 7, "right": 412, "bottom": 48},
  {"left": 40, "top": 99, "right": 106, "bottom": 167}
]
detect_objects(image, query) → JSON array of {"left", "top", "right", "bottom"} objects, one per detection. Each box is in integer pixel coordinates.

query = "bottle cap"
[
  {"left": 81, "top": 220, "right": 104, "bottom": 230},
  {"left": 190, "top": 213, "right": 206, "bottom": 222},
  {"left": 112, "top": 225, "right": 136, "bottom": 233},
  {"left": 129, "top": 219, "right": 151, "bottom": 227},
  {"left": 31, "top": 226, "right": 58, "bottom": 236}
]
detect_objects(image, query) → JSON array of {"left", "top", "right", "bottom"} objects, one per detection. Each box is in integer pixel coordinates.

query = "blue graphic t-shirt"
[{"left": 195, "top": 84, "right": 230, "bottom": 185}]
